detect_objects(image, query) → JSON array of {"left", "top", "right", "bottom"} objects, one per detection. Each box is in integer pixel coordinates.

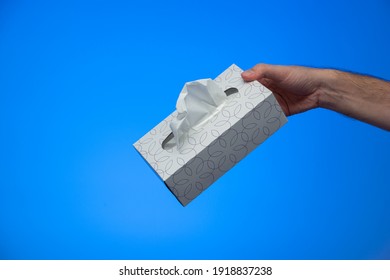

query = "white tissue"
[{"left": 170, "top": 78, "right": 227, "bottom": 150}]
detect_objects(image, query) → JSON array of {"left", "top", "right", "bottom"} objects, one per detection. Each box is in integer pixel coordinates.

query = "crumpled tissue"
[{"left": 170, "top": 79, "right": 227, "bottom": 150}]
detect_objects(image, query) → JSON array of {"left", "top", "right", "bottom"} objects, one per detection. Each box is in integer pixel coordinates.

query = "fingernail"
[{"left": 242, "top": 69, "right": 254, "bottom": 76}]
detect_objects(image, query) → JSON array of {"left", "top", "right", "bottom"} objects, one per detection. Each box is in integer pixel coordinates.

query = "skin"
[{"left": 241, "top": 64, "right": 390, "bottom": 131}]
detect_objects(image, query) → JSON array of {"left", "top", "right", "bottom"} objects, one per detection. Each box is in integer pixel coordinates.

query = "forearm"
[{"left": 318, "top": 70, "right": 390, "bottom": 131}]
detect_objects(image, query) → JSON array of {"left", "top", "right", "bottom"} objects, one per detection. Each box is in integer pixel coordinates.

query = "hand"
[
  {"left": 241, "top": 63, "right": 390, "bottom": 131},
  {"left": 241, "top": 64, "right": 327, "bottom": 116}
]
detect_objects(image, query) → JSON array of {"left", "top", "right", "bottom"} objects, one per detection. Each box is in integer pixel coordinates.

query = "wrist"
[{"left": 317, "top": 69, "right": 346, "bottom": 111}]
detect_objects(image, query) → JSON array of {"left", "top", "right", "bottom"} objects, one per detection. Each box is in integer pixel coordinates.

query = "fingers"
[
  {"left": 273, "top": 92, "right": 291, "bottom": 116},
  {"left": 257, "top": 77, "right": 273, "bottom": 88},
  {"left": 241, "top": 63, "right": 290, "bottom": 83}
]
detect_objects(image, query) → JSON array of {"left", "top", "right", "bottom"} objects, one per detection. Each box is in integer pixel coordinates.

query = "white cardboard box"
[{"left": 133, "top": 64, "right": 287, "bottom": 206}]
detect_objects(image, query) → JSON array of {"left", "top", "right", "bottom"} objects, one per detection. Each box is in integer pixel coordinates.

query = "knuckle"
[{"left": 254, "top": 63, "right": 267, "bottom": 73}]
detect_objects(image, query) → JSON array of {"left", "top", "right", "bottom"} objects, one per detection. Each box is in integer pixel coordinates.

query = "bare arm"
[{"left": 241, "top": 64, "right": 390, "bottom": 131}]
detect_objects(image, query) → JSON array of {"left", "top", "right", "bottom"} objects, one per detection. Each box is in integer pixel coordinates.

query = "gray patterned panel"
[{"left": 165, "top": 93, "right": 286, "bottom": 206}]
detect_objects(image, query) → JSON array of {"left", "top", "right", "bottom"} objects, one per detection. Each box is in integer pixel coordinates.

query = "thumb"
[{"left": 241, "top": 63, "right": 290, "bottom": 83}]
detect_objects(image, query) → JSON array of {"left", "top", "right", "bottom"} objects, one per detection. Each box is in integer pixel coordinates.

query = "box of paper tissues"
[{"left": 133, "top": 64, "right": 287, "bottom": 206}]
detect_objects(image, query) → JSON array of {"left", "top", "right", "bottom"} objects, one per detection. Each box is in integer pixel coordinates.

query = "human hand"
[
  {"left": 241, "top": 63, "right": 390, "bottom": 131},
  {"left": 241, "top": 64, "right": 328, "bottom": 116}
]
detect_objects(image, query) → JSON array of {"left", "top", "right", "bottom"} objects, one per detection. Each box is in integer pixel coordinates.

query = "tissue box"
[{"left": 133, "top": 64, "right": 287, "bottom": 206}]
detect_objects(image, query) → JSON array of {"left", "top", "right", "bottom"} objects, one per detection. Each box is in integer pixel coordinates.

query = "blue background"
[{"left": 1, "top": 0, "right": 389, "bottom": 259}]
